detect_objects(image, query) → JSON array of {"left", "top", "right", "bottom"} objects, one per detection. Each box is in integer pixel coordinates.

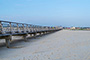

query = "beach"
[{"left": 0, "top": 30, "right": 90, "bottom": 60}]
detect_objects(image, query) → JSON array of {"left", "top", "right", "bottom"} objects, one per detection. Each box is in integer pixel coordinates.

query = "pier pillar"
[
  {"left": 5, "top": 38, "right": 10, "bottom": 48},
  {"left": 23, "top": 35, "right": 27, "bottom": 42},
  {"left": 10, "top": 35, "right": 12, "bottom": 41},
  {"left": 39, "top": 32, "right": 42, "bottom": 35},
  {"left": 46, "top": 31, "right": 48, "bottom": 34},
  {"left": 38, "top": 32, "right": 42, "bottom": 37},
  {"left": 44, "top": 32, "right": 46, "bottom": 34},
  {"left": 42, "top": 32, "right": 44, "bottom": 35},
  {"left": 30, "top": 34, "right": 33, "bottom": 37},
  {"left": 33, "top": 33, "right": 37, "bottom": 38}
]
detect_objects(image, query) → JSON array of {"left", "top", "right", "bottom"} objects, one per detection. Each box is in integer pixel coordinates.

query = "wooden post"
[
  {"left": 9, "top": 35, "right": 12, "bottom": 41},
  {"left": 34, "top": 33, "right": 36, "bottom": 36},
  {"left": 39, "top": 32, "right": 42, "bottom": 35},
  {"left": 35, "top": 26, "right": 37, "bottom": 32},
  {"left": 29, "top": 25, "right": 31, "bottom": 32},
  {"left": 39, "top": 32, "right": 42, "bottom": 37},
  {"left": 22, "top": 24, "right": 24, "bottom": 33},
  {"left": 0, "top": 21, "right": 3, "bottom": 34},
  {"left": 5, "top": 38, "right": 10, "bottom": 48},
  {"left": 9, "top": 22, "right": 13, "bottom": 34},
  {"left": 17, "top": 23, "right": 20, "bottom": 33},
  {"left": 44, "top": 32, "right": 46, "bottom": 34},
  {"left": 12, "top": 25, "right": 15, "bottom": 33},
  {"left": 22, "top": 24, "right": 26, "bottom": 33},
  {"left": 30, "top": 34, "right": 32, "bottom": 37},
  {"left": 26, "top": 24, "right": 29, "bottom": 32},
  {"left": 32, "top": 25, "right": 35, "bottom": 32},
  {"left": 33, "top": 33, "right": 37, "bottom": 38},
  {"left": 23, "top": 35, "right": 27, "bottom": 42}
]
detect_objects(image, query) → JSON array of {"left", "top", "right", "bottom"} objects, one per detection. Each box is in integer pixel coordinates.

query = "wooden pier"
[{"left": 0, "top": 20, "right": 62, "bottom": 48}]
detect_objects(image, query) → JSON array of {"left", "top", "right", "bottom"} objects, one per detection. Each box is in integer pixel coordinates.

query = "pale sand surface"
[{"left": 0, "top": 30, "right": 90, "bottom": 60}]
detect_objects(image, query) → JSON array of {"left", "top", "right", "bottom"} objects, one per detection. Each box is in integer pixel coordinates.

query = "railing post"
[
  {"left": 35, "top": 26, "right": 36, "bottom": 32},
  {"left": 30, "top": 25, "right": 32, "bottom": 32},
  {"left": 12, "top": 25, "right": 15, "bottom": 33},
  {"left": 23, "top": 35, "right": 27, "bottom": 42},
  {"left": 22, "top": 24, "right": 25, "bottom": 33},
  {"left": 9, "top": 22, "right": 12, "bottom": 34},
  {"left": 5, "top": 36, "right": 11, "bottom": 48},
  {"left": 28, "top": 25, "right": 30, "bottom": 32},
  {"left": 32, "top": 25, "right": 34, "bottom": 32},
  {"left": 0, "top": 21, "right": 3, "bottom": 34},
  {"left": 26, "top": 24, "right": 29, "bottom": 32},
  {"left": 17, "top": 23, "right": 19, "bottom": 33}
]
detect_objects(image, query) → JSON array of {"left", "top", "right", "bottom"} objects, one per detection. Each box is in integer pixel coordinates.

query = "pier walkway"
[{"left": 0, "top": 20, "right": 62, "bottom": 48}]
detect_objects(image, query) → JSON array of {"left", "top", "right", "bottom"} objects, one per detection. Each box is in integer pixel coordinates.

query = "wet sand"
[{"left": 0, "top": 30, "right": 90, "bottom": 60}]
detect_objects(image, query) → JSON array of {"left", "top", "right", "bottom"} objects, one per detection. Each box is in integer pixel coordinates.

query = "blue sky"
[{"left": 0, "top": 0, "right": 90, "bottom": 27}]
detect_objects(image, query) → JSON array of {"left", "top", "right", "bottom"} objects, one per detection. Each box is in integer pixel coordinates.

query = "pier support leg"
[
  {"left": 5, "top": 39, "right": 10, "bottom": 48},
  {"left": 38, "top": 32, "right": 42, "bottom": 37},
  {"left": 30, "top": 34, "right": 32, "bottom": 37},
  {"left": 10, "top": 35, "right": 12, "bottom": 41},
  {"left": 40, "top": 32, "right": 43, "bottom": 35},
  {"left": 39, "top": 32, "right": 42, "bottom": 35},
  {"left": 42, "top": 32, "right": 44, "bottom": 35},
  {"left": 23, "top": 36, "right": 27, "bottom": 42},
  {"left": 44, "top": 32, "right": 46, "bottom": 34},
  {"left": 46, "top": 31, "right": 48, "bottom": 34},
  {"left": 34, "top": 33, "right": 37, "bottom": 36},
  {"left": 33, "top": 33, "right": 37, "bottom": 38}
]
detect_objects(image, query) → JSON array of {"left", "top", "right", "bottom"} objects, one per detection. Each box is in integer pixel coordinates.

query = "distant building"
[
  {"left": 71, "top": 27, "right": 76, "bottom": 30},
  {"left": 76, "top": 27, "right": 80, "bottom": 29}
]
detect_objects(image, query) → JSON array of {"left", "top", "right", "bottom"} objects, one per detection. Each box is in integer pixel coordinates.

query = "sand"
[{"left": 0, "top": 30, "right": 90, "bottom": 60}]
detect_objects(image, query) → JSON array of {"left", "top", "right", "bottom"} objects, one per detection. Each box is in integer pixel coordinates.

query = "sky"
[{"left": 0, "top": 0, "right": 90, "bottom": 27}]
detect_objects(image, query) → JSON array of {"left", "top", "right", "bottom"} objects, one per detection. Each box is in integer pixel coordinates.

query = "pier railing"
[
  {"left": 0, "top": 20, "right": 62, "bottom": 48},
  {"left": 0, "top": 20, "right": 61, "bottom": 35}
]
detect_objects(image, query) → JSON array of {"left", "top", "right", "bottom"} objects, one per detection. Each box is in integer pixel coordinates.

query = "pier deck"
[{"left": 0, "top": 20, "right": 62, "bottom": 48}]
